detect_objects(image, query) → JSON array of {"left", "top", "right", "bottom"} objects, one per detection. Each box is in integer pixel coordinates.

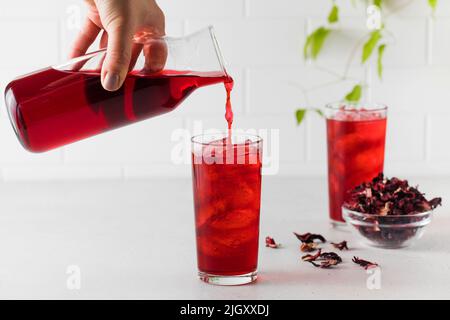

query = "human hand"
[{"left": 70, "top": 0, "right": 166, "bottom": 91}]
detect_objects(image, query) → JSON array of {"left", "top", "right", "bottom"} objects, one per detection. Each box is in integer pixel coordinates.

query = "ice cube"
[{"left": 209, "top": 209, "right": 258, "bottom": 230}]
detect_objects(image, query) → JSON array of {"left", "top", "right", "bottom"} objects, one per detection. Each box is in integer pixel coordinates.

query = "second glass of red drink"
[
  {"left": 325, "top": 103, "right": 387, "bottom": 225},
  {"left": 191, "top": 133, "right": 263, "bottom": 285}
]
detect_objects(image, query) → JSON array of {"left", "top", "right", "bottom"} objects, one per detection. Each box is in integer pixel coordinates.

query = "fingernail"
[
  {"left": 103, "top": 73, "right": 120, "bottom": 91},
  {"left": 148, "top": 63, "right": 165, "bottom": 73},
  {"left": 154, "top": 63, "right": 165, "bottom": 72}
]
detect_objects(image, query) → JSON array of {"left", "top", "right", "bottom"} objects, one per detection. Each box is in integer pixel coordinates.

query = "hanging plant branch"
[
  {"left": 296, "top": 0, "right": 437, "bottom": 125},
  {"left": 377, "top": 44, "right": 386, "bottom": 79},
  {"left": 328, "top": 4, "right": 339, "bottom": 24},
  {"left": 296, "top": 109, "right": 307, "bottom": 125},
  {"left": 295, "top": 108, "right": 325, "bottom": 125},
  {"left": 303, "top": 1, "right": 339, "bottom": 60},
  {"left": 304, "top": 27, "right": 331, "bottom": 60},
  {"left": 362, "top": 29, "right": 383, "bottom": 63},
  {"left": 315, "top": 109, "right": 324, "bottom": 117},
  {"left": 345, "top": 84, "right": 362, "bottom": 102}
]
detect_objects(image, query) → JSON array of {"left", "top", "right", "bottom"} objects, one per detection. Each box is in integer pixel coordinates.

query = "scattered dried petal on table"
[
  {"left": 331, "top": 241, "right": 349, "bottom": 250},
  {"left": 300, "top": 242, "right": 319, "bottom": 252},
  {"left": 301, "top": 249, "right": 322, "bottom": 262},
  {"left": 293, "top": 232, "right": 326, "bottom": 243},
  {"left": 302, "top": 250, "right": 342, "bottom": 268},
  {"left": 352, "top": 256, "right": 379, "bottom": 269},
  {"left": 265, "top": 236, "right": 281, "bottom": 248},
  {"left": 310, "top": 259, "right": 340, "bottom": 269}
]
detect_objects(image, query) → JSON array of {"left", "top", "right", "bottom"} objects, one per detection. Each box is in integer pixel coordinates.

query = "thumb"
[{"left": 101, "top": 22, "right": 133, "bottom": 91}]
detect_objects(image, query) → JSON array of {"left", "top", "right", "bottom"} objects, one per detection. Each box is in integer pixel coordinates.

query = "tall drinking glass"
[
  {"left": 191, "top": 133, "right": 263, "bottom": 285},
  {"left": 325, "top": 103, "right": 387, "bottom": 225}
]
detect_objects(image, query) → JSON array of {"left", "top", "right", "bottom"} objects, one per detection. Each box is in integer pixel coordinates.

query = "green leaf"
[
  {"left": 304, "top": 27, "right": 331, "bottom": 60},
  {"left": 377, "top": 44, "right": 386, "bottom": 79},
  {"left": 303, "top": 33, "right": 313, "bottom": 59},
  {"left": 315, "top": 109, "right": 324, "bottom": 117},
  {"left": 311, "top": 28, "right": 330, "bottom": 58},
  {"left": 296, "top": 109, "right": 307, "bottom": 125},
  {"left": 345, "top": 84, "right": 362, "bottom": 102},
  {"left": 428, "top": 0, "right": 438, "bottom": 11},
  {"left": 373, "top": 0, "right": 382, "bottom": 8},
  {"left": 362, "top": 30, "right": 382, "bottom": 63},
  {"left": 328, "top": 5, "right": 339, "bottom": 24}
]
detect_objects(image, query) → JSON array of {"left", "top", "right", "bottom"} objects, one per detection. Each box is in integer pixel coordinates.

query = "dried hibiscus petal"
[
  {"left": 302, "top": 250, "right": 342, "bottom": 268},
  {"left": 310, "top": 259, "right": 340, "bottom": 269},
  {"left": 429, "top": 197, "right": 442, "bottom": 209},
  {"left": 319, "top": 252, "right": 342, "bottom": 263},
  {"left": 331, "top": 241, "right": 348, "bottom": 251},
  {"left": 352, "top": 256, "right": 378, "bottom": 269},
  {"left": 301, "top": 249, "right": 322, "bottom": 262},
  {"left": 293, "top": 232, "right": 326, "bottom": 243},
  {"left": 300, "top": 242, "right": 318, "bottom": 252},
  {"left": 265, "top": 236, "right": 281, "bottom": 248}
]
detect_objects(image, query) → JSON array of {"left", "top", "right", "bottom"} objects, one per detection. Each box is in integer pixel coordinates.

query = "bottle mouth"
[
  {"left": 126, "top": 26, "right": 228, "bottom": 76},
  {"left": 207, "top": 26, "right": 228, "bottom": 77}
]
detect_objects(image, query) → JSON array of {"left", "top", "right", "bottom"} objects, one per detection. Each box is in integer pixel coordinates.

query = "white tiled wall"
[{"left": 0, "top": 0, "right": 449, "bottom": 180}]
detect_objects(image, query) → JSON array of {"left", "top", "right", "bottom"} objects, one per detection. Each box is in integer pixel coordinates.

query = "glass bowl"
[{"left": 342, "top": 207, "right": 433, "bottom": 249}]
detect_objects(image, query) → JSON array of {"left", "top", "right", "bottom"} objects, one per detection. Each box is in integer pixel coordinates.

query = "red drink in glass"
[
  {"left": 326, "top": 104, "right": 387, "bottom": 223},
  {"left": 191, "top": 134, "right": 262, "bottom": 285}
]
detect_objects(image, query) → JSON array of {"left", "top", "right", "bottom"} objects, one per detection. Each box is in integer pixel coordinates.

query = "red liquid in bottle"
[
  {"left": 5, "top": 68, "right": 231, "bottom": 152},
  {"left": 192, "top": 140, "right": 262, "bottom": 275},
  {"left": 327, "top": 113, "right": 387, "bottom": 222}
]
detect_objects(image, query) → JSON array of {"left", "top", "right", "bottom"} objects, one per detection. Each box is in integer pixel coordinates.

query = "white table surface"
[{"left": 0, "top": 176, "right": 448, "bottom": 299}]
